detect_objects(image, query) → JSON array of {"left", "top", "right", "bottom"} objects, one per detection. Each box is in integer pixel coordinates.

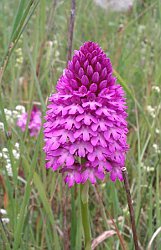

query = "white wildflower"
[
  {"left": 0, "top": 122, "right": 4, "bottom": 131},
  {"left": 1, "top": 218, "right": 10, "bottom": 224},
  {"left": 0, "top": 209, "right": 7, "bottom": 215},
  {"left": 140, "top": 162, "right": 154, "bottom": 172},
  {"left": 55, "top": 51, "right": 60, "bottom": 58},
  {"left": 153, "top": 144, "right": 161, "bottom": 154},
  {"left": 146, "top": 166, "right": 155, "bottom": 172},
  {"left": 15, "top": 48, "right": 23, "bottom": 67},
  {"left": 153, "top": 144, "right": 158, "bottom": 150},
  {"left": 141, "top": 184, "right": 148, "bottom": 188},
  {"left": 140, "top": 162, "right": 146, "bottom": 168},
  {"left": 0, "top": 209, "right": 9, "bottom": 224},
  {"left": 123, "top": 204, "right": 129, "bottom": 214},
  {"left": 16, "top": 48, "right": 22, "bottom": 54},
  {"left": 4, "top": 108, "right": 12, "bottom": 116},
  {"left": 12, "top": 110, "right": 19, "bottom": 118},
  {"left": 6, "top": 162, "right": 13, "bottom": 177},
  {"left": 4, "top": 108, "right": 14, "bottom": 123},
  {"left": 6, "top": 159, "right": 10, "bottom": 163},
  {"left": 147, "top": 105, "right": 156, "bottom": 118},
  {"left": 2, "top": 148, "right": 8, "bottom": 153},
  {"left": 3, "top": 154, "right": 8, "bottom": 159},
  {"left": 12, "top": 149, "right": 20, "bottom": 160},
  {"left": 94, "top": 0, "right": 133, "bottom": 12},
  {"left": 16, "top": 57, "right": 23, "bottom": 64},
  {"left": 152, "top": 86, "right": 160, "bottom": 93},
  {"left": 15, "top": 143, "right": 20, "bottom": 149},
  {"left": 1, "top": 143, "right": 20, "bottom": 177},
  {"left": 13, "top": 110, "right": 21, "bottom": 120},
  {"left": 138, "top": 25, "right": 145, "bottom": 34},
  {"left": 155, "top": 128, "right": 160, "bottom": 134},
  {"left": 46, "top": 41, "right": 53, "bottom": 47},
  {"left": 3, "top": 106, "right": 25, "bottom": 124},
  {"left": 15, "top": 105, "right": 26, "bottom": 114}
]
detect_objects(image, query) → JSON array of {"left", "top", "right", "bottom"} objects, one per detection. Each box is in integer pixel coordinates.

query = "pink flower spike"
[
  {"left": 17, "top": 106, "right": 41, "bottom": 137},
  {"left": 43, "top": 41, "right": 129, "bottom": 187}
]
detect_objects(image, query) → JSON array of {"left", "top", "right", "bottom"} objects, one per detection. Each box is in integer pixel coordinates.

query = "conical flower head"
[{"left": 44, "top": 41, "right": 129, "bottom": 187}]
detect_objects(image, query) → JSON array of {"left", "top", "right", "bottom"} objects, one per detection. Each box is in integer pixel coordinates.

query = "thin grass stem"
[
  {"left": 67, "top": 0, "right": 76, "bottom": 63},
  {"left": 122, "top": 168, "right": 140, "bottom": 250}
]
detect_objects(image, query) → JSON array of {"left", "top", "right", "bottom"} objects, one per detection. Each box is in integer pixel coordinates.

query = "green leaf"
[{"left": 33, "top": 173, "right": 61, "bottom": 250}]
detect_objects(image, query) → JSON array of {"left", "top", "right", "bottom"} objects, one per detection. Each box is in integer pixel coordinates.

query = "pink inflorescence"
[
  {"left": 17, "top": 106, "right": 42, "bottom": 137},
  {"left": 43, "top": 41, "right": 129, "bottom": 187}
]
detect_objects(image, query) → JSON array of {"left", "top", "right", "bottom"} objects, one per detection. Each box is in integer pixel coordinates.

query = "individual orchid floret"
[
  {"left": 43, "top": 41, "right": 129, "bottom": 187},
  {"left": 17, "top": 106, "right": 42, "bottom": 137}
]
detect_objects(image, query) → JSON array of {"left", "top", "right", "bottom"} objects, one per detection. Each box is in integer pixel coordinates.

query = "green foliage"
[{"left": 0, "top": 0, "right": 161, "bottom": 249}]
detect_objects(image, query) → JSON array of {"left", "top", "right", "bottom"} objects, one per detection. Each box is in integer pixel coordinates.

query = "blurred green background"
[{"left": 0, "top": 0, "right": 161, "bottom": 249}]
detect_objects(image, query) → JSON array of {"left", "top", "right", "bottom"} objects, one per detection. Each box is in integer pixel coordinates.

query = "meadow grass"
[{"left": 0, "top": 0, "right": 161, "bottom": 249}]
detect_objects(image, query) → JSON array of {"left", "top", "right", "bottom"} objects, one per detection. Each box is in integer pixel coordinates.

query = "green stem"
[{"left": 80, "top": 183, "right": 91, "bottom": 250}]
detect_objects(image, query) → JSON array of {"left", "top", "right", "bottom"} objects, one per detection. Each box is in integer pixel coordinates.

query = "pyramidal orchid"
[
  {"left": 17, "top": 106, "right": 42, "bottom": 137},
  {"left": 43, "top": 41, "right": 129, "bottom": 187}
]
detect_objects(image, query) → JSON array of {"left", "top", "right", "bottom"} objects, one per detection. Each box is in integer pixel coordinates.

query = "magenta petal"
[
  {"left": 46, "top": 161, "right": 53, "bottom": 169},
  {"left": 95, "top": 62, "right": 101, "bottom": 72},
  {"left": 52, "top": 162, "right": 60, "bottom": 171},
  {"left": 83, "top": 130, "right": 90, "bottom": 141},
  {"left": 81, "top": 75, "right": 89, "bottom": 85},
  {"left": 74, "top": 172, "right": 82, "bottom": 183},
  {"left": 70, "top": 79, "right": 78, "bottom": 89},
  {"left": 90, "top": 83, "right": 97, "bottom": 92},
  {"left": 91, "top": 56, "right": 97, "bottom": 64},
  {"left": 70, "top": 145, "right": 77, "bottom": 154},
  {"left": 66, "top": 69, "right": 74, "bottom": 79},
  {"left": 95, "top": 171, "right": 104, "bottom": 180},
  {"left": 57, "top": 154, "right": 66, "bottom": 165},
  {"left": 66, "top": 155, "right": 75, "bottom": 166},
  {"left": 89, "top": 172, "right": 96, "bottom": 184},
  {"left": 110, "top": 171, "right": 117, "bottom": 182},
  {"left": 87, "top": 152, "right": 96, "bottom": 162},
  {"left": 79, "top": 68, "right": 84, "bottom": 78},
  {"left": 91, "top": 123, "right": 98, "bottom": 131},
  {"left": 101, "top": 67, "right": 107, "bottom": 78},
  {"left": 51, "top": 141, "right": 60, "bottom": 150},
  {"left": 75, "top": 60, "right": 80, "bottom": 71},
  {"left": 92, "top": 72, "right": 99, "bottom": 82},
  {"left": 105, "top": 161, "right": 112, "bottom": 171},
  {"left": 87, "top": 65, "right": 93, "bottom": 76},
  {"left": 86, "top": 143, "right": 93, "bottom": 153},
  {"left": 84, "top": 115, "right": 91, "bottom": 125},
  {"left": 74, "top": 130, "right": 82, "bottom": 139},
  {"left": 65, "top": 119, "right": 73, "bottom": 130},
  {"left": 79, "top": 85, "right": 87, "bottom": 94},
  {"left": 110, "top": 167, "right": 123, "bottom": 182},
  {"left": 78, "top": 147, "right": 85, "bottom": 157},
  {"left": 99, "top": 80, "right": 107, "bottom": 89},
  {"left": 65, "top": 175, "right": 75, "bottom": 188},
  {"left": 81, "top": 171, "right": 88, "bottom": 184},
  {"left": 91, "top": 136, "right": 98, "bottom": 146},
  {"left": 59, "top": 133, "right": 68, "bottom": 144},
  {"left": 84, "top": 59, "right": 89, "bottom": 68}
]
